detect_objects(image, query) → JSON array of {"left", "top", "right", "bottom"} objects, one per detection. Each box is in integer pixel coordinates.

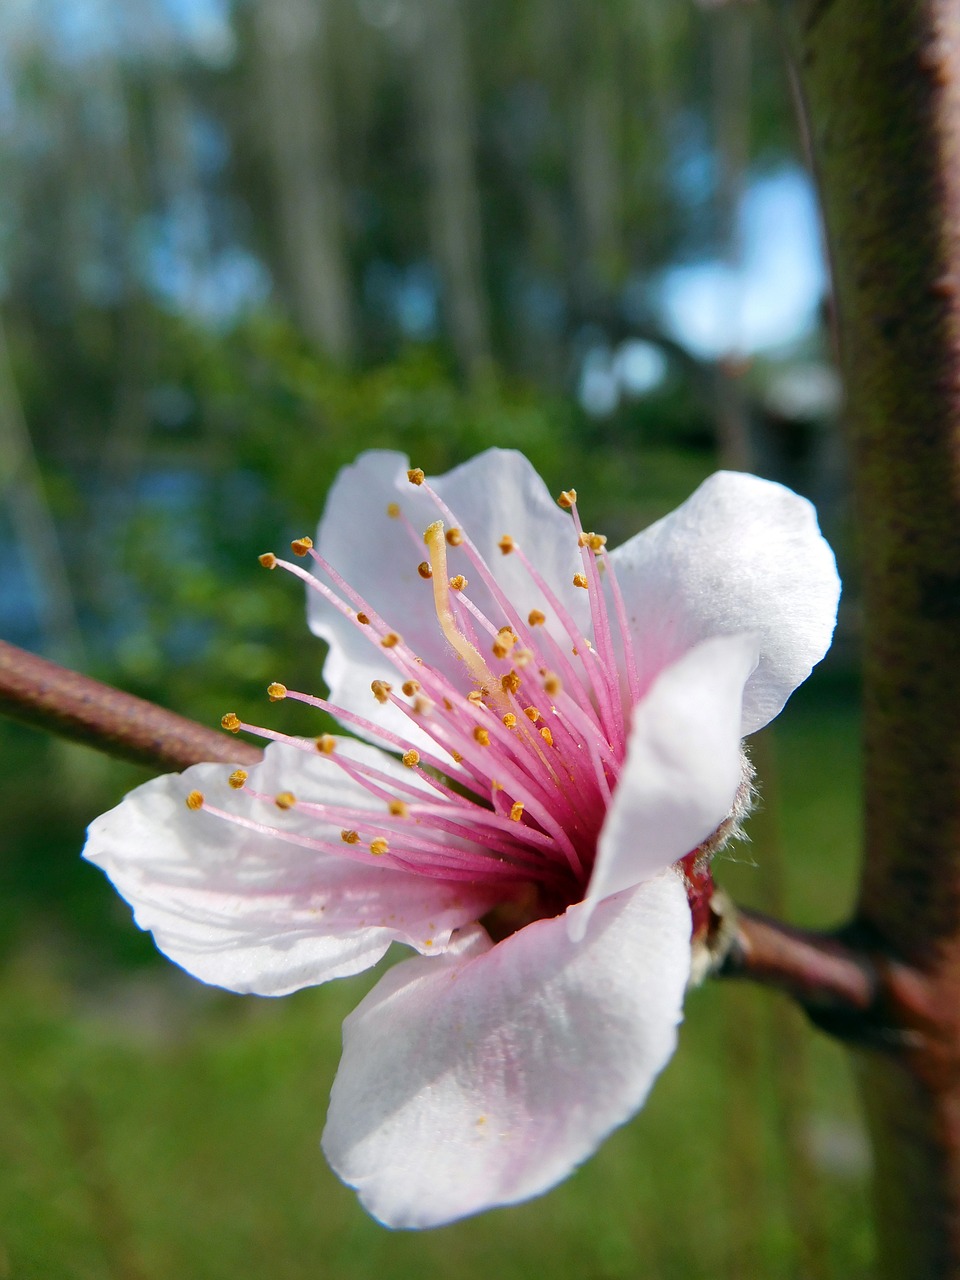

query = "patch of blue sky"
[
  {"left": 0, "top": 0, "right": 234, "bottom": 68},
  {"left": 139, "top": 205, "right": 271, "bottom": 326},
  {"left": 655, "top": 165, "right": 827, "bottom": 358}
]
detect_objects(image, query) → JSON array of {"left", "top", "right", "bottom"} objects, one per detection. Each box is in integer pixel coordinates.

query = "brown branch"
[
  {"left": 0, "top": 639, "right": 261, "bottom": 771},
  {"left": 721, "top": 906, "right": 877, "bottom": 1021}
]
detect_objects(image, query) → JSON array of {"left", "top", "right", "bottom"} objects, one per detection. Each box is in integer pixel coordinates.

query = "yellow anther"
[
  {"left": 275, "top": 791, "right": 296, "bottom": 810},
  {"left": 407, "top": 468, "right": 425, "bottom": 486},
  {"left": 258, "top": 552, "right": 277, "bottom": 569},
  {"left": 501, "top": 670, "right": 521, "bottom": 695},
  {"left": 316, "top": 735, "right": 336, "bottom": 754},
  {"left": 402, "top": 749, "right": 421, "bottom": 768},
  {"left": 557, "top": 488, "right": 577, "bottom": 509},
  {"left": 503, "top": 712, "right": 517, "bottom": 728},
  {"left": 524, "top": 706, "right": 541, "bottom": 722},
  {"left": 445, "top": 527, "right": 463, "bottom": 546},
  {"left": 540, "top": 727, "right": 554, "bottom": 747},
  {"left": 387, "top": 502, "right": 401, "bottom": 518},
  {"left": 341, "top": 829, "right": 360, "bottom": 844},
  {"left": 228, "top": 769, "right": 248, "bottom": 789},
  {"left": 356, "top": 612, "right": 370, "bottom": 625},
  {"left": 473, "top": 726, "right": 491, "bottom": 746},
  {"left": 578, "top": 531, "right": 608, "bottom": 553},
  {"left": 417, "top": 561, "right": 433, "bottom": 579},
  {"left": 451, "top": 750, "right": 464, "bottom": 763},
  {"left": 185, "top": 790, "right": 204, "bottom": 811},
  {"left": 413, "top": 695, "right": 435, "bottom": 716},
  {"left": 510, "top": 801, "right": 524, "bottom": 822},
  {"left": 370, "top": 837, "right": 390, "bottom": 856},
  {"left": 221, "top": 712, "right": 241, "bottom": 733},
  {"left": 492, "top": 627, "right": 517, "bottom": 659},
  {"left": 498, "top": 534, "right": 515, "bottom": 555},
  {"left": 402, "top": 680, "right": 421, "bottom": 696},
  {"left": 528, "top": 609, "right": 546, "bottom": 627},
  {"left": 267, "top": 682, "right": 287, "bottom": 701},
  {"left": 573, "top": 573, "right": 589, "bottom": 589},
  {"left": 467, "top": 689, "right": 485, "bottom": 706},
  {"left": 544, "top": 672, "right": 562, "bottom": 696},
  {"left": 513, "top": 648, "right": 533, "bottom": 667},
  {"left": 291, "top": 536, "right": 313, "bottom": 556},
  {"left": 371, "top": 680, "right": 393, "bottom": 704},
  {"left": 381, "top": 632, "right": 402, "bottom": 648},
  {"left": 388, "top": 800, "right": 409, "bottom": 818},
  {"left": 449, "top": 574, "right": 468, "bottom": 591},
  {"left": 443, "top": 697, "right": 454, "bottom": 710}
]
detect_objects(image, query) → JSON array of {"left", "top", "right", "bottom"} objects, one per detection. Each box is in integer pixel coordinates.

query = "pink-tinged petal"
[
  {"left": 577, "top": 634, "right": 758, "bottom": 933},
  {"left": 322, "top": 871, "right": 691, "bottom": 1229},
  {"left": 309, "top": 449, "right": 587, "bottom": 747},
  {"left": 83, "top": 740, "right": 495, "bottom": 996},
  {"left": 608, "top": 470, "right": 840, "bottom": 735}
]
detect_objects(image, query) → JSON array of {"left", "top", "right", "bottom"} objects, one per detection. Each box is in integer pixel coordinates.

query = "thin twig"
[{"left": 0, "top": 639, "right": 261, "bottom": 771}]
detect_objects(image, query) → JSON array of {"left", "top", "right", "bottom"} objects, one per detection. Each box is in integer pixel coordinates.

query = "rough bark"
[{"left": 775, "top": 2, "right": 960, "bottom": 1273}]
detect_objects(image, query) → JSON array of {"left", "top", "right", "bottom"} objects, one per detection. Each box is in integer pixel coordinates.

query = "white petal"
[
  {"left": 309, "top": 449, "right": 588, "bottom": 748},
  {"left": 608, "top": 470, "right": 840, "bottom": 735},
  {"left": 83, "top": 740, "right": 496, "bottom": 996},
  {"left": 322, "top": 872, "right": 691, "bottom": 1229},
  {"left": 577, "top": 634, "right": 758, "bottom": 934}
]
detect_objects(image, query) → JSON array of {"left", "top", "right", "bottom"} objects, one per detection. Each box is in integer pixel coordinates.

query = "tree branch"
[{"left": 0, "top": 639, "right": 261, "bottom": 771}]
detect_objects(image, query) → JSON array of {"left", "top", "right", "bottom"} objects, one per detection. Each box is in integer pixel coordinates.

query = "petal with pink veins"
[
  {"left": 322, "top": 870, "right": 691, "bottom": 1229},
  {"left": 576, "top": 632, "right": 759, "bottom": 934},
  {"left": 83, "top": 740, "right": 497, "bottom": 996},
  {"left": 309, "top": 449, "right": 588, "bottom": 748},
  {"left": 608, "top": 470, "right": 840, "bottom": 735}
]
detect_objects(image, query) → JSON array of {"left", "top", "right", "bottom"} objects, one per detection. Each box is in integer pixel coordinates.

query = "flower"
[{"left": 84, "top": 449, "right": 840, "bottom": 1229}]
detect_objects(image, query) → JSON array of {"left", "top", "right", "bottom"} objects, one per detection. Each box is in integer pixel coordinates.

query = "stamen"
[
  {"left": 510, "top": 801, "right": 524, "bottom": 821},
  {"left": 498, "top": 535, "right": 515, "bottom": 555},
  {"left": 557, "top": 488, "right": 577, "bottom": 509},
  {"left": 371, "top": 680, "right": 393, "bottom": 704},
  {"left": 417, "top": 561, "right": 433, "bottom": 579},
  {"left": 402, "top": 750, "right": 420, "bottom": 767},
  {"left": 449, "top": 575, "right": 468, "bottom": 591},
  {"left": 341, "top": 829, "right": 360, "bottom": 844},
  {"left": 221, "top": 712, "right": 241, "bottom": 733},
  {"left": 228, "top": 770, "right": 248, "bottom": 789},
  {"left": 407, "top": 468, "right": 425, "bottom": 486},
  {"left": 357, "top": 612, "right": 371, "bottom": 625},
  {"left": 402, "top": 680, "right": 421, "bottom": 696},
  {"left": 259, "top": 553, "right": 277, "bottom": 569},
  {"left": 387, "top": 503, "right": 401, "bottom": 517},
  {"left": 267, "top": 683, "right": 287, "bottom": 702},
  {"left": 370, "top": 837, "right": 390, "bottom": 856},
  {"left": 186, "top": 790, "right": 204, "bottom": 810},
  {"left": 445, "top": 528, "right": 463, "bottom": 546},
  {"left": 316, "top": 735, "right": 336, "bottom": 754},
  {"left": 381, "top": 632, "right": 402, "bottom": 648},
  {"left": 275, "top": 791, "right": 296, "bottom": 810},
  {"left": 291, "top": 537, "right": 313, "bottom": 556},
  {"left": 388, "top": 800, "right": 409, "bottom": 817}
]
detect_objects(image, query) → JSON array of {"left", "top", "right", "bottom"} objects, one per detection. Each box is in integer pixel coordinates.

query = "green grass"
[{"left": 0, "top": 679, "right": 871, "bottom": 1279}]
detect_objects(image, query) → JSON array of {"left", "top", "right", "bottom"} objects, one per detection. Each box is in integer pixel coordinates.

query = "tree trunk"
[
  {"left": 776, "top": 2, "right": 960, "bottom": 1273},
  {"left": 254, "top": 0, "right": 355, "bottom": 362}
]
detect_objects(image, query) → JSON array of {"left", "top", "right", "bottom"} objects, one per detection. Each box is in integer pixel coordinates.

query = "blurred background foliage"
[{"left": 0, "top": 0, "right": 867, "bottom": 1275}]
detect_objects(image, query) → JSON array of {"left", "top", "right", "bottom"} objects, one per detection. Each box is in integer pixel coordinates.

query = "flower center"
[{"left": 187, "top": 468, "right": 651, "bottom": 913}]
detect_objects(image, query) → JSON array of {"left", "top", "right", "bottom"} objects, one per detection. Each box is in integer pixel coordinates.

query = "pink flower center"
[{"left": 191, "top": 470, "right": 652, "bottom": 915}]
